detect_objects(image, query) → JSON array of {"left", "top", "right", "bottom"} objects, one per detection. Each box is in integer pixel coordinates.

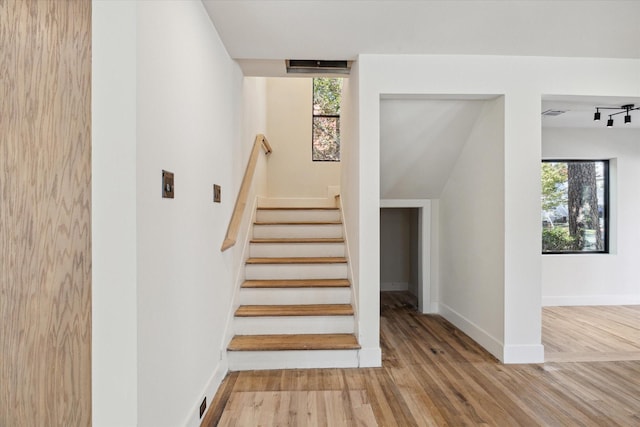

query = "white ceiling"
[{"left": 203, "top": 0, "right": 640, "bottom": 76}]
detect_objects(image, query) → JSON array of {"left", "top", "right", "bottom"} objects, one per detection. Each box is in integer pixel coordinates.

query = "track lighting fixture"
[{"left": 594, "top": 104, "right": 639, "bottom": 127}]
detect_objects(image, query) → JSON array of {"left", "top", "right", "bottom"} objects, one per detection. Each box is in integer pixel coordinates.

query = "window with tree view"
[
  {"left": 541, "top": 160, "right": 609, "bottom": 254},
  {"left": 312, "top": 78, "right": 342, "bottom": 161}
]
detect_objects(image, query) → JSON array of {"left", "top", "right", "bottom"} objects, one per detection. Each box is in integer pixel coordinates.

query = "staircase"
[{"left": 227, "top": 204, "right": 361, "bottom": 371}]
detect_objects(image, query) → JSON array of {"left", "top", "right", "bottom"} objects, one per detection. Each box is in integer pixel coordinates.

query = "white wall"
[
  {"left": 266, "top": 78, "right": 341, "bottom": 198},
  {"left": 92, "top": 2, "right": 138, "bottom": 425},
  {"left": 93, "top": 2, "right": 266, "bottom": 426},
  {"left": 439, "top": 97, "right": 506, "bottom": 359},
  {"left": 542, "top": 127, "right": 640, "bottom": 305},
  {"left": 357, "top": 53, "right": 640, "bottom": 364}
]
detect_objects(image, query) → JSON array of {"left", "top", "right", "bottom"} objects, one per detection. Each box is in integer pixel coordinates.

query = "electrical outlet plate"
[
  {"left": 199, "top": 397, "right": 207, "bottom": 418},
  {"left": 162, "top": 170, "right": 174, "bottom": 198}
]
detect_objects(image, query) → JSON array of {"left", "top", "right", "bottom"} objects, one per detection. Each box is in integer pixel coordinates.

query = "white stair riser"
[
  {"left": 228, "top": 349, "right": 359, "bottom": 371},
  {"left": 249, "top": 242, "right": 345, "bottom": 258},
  {"left": 234, "top": 316, "right": 355, "bottom": 335},
  {"left": 245, "top": 263, "right": 348, "bottom": 280},
  {"left": 256, "top": 209, "right": 341, "bottom": 223},
  {"left": 239, "top": 287, "right": 351, "bottom": 305},
  {"left": 253, "top": 224, "right": 342, "bottom": 239}
]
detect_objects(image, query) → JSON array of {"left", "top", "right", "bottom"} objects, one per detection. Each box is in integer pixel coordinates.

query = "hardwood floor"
[
  {"left": 543, "top": 305, "right": 640, "bottom": 362},
  {"left": 203, "top": 292, "right": 640, "bottom": 426}
]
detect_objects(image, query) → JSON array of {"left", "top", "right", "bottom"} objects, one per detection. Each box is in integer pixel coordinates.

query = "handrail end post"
[{"left": 221, "top": 238, "right": 236, "bottom": 252}]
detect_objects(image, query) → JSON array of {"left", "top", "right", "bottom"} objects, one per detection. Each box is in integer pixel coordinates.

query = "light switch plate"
[
  {"left": 162, "top": 170, "right": 174, "bottom": 198},
  {"left": 213, "top": 184, "right": 221, "bottom": 203}
]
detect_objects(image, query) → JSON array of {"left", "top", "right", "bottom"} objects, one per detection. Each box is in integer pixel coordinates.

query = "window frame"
[
  {"left": 541, "top": 159, "right": 610, "bottom": 255},
  {"left": 311, "top": 77, "right": 341, "bottom": 162}
]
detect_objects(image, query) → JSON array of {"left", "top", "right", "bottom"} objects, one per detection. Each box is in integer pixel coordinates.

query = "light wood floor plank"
[{"left": 203, "top": 292, "right": 640, "bottom": 426}]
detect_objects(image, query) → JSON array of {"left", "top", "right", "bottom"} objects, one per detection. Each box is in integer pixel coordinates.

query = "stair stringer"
[
  {"left": 219, "top": 195, "right": 261, "bottom": 370},
  {"left": 337, "top": 195, "right": 360, "bottom": 344}
]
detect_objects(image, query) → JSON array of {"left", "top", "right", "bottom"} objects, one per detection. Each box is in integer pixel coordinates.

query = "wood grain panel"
[
  {"left": 242, "top": 279, "right": 350, "bottom": 288},
  {"left": 228, "top": 334, "right": 361, "bottom": 351},
  {"left": 0, "top": 0, "right": 92, "bottom": 425},
  {"left": 235, "top": 304, "right": 354, "bottom": 317}
]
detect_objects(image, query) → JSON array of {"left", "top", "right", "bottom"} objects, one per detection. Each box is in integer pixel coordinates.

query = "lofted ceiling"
[
  {"left": 380, "top": 97, "right": 490, "bottom": 199},
  {"left": 202, "top": 0, "right": 640, "bottom": 76}
]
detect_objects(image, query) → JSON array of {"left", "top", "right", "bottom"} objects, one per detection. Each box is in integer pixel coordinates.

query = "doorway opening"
[{"left": 380, "top": 207, "right": 419, "bottom": 310}]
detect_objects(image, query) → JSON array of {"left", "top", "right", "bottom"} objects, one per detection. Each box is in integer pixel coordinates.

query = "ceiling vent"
[
  {"left": 286, "top": 60, "right": 351, "bottom": 75},
  {"left": 541, "top": 109, "right": 567, "bottom": 117}
]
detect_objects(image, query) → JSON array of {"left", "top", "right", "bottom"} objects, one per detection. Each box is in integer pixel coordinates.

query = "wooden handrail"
[{"left": 221, "top": 134, "right": 272, "bottom": 251}]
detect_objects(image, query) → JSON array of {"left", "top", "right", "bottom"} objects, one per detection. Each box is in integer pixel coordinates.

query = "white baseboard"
[
  {"left": 542, "top": 294, "right": 640, "bottom": 306},
  {"left": 380, "top": 282, "right": 409, "bottom": 292},
  {"left": 358, "top": 347, "right": 382, "bottom": 367},
  {"left": 438, "top": 302, "right": 503, "bottom": 362},
  {"left": 503, "top": 344, "right": 545, "bottom": 364},
  {"left": 182, "top": 359, "right": 228, "bottom": 427}
]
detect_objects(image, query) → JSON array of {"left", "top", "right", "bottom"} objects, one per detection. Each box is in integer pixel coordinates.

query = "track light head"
[{"left": 596, "top": 104, "right": 637, "bottom": 127}]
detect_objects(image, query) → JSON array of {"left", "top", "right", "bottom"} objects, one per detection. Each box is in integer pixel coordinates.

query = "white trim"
[
  {"left": 543, "top": 294, "right": 640, "bottom": 306},
  {"left": 503, "top": 345, "right": 545, "bottom": 364},
  {"left": 221, "top": 196, "right": 259, "bottom": 361},
  {"left": 438, "top": 302, "right": 503, "bottom": 362},
  {"left": 358, "top": 347, "right": 383, "bottom": 368},
  {"left": 181, "top": 359, "right": 228, "bottom": 427},
  {"left": 338, "top": 195, "right": 360, "bottom": 339},
  {"left": 379, "top": 199, "right": 435, "bottom": 313}
]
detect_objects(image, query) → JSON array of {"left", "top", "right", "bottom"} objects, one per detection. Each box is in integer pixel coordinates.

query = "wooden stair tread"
[
  {"left": 228, "top": 334, "right": 360, "bottom": 351},
  {"left": 235, "top": 304, "right": 354, "bottom": 317},
  {"left": 254, "top": 221, "right": 342, "bottom": 225},
  {"left": 242, "top": 279, "right": 350, "bottom": 288},
  {"left": 250, "top": 237, "right": 344, "bottom": 244},
  {"left": 246, "top": 257, "right": 347, "bottom": 264},
  {"left": 257, "top": 207, "right": 339, "bottom": 211}
]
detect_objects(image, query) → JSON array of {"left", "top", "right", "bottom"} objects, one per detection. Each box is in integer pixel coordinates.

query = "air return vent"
[
  {"left": 286, "top": 60, "right": 351, "bottom": 75},
  {"left": 541, "top": 109, "right": 567, "bottom": 117}
]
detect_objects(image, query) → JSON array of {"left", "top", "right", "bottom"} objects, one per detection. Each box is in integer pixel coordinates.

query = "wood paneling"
[
  {"left": 0, "top": 0, "right": 92, "bottom": 425},
  {"left": 205, "top": 292, "right": 640, "bottom": 426}
]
